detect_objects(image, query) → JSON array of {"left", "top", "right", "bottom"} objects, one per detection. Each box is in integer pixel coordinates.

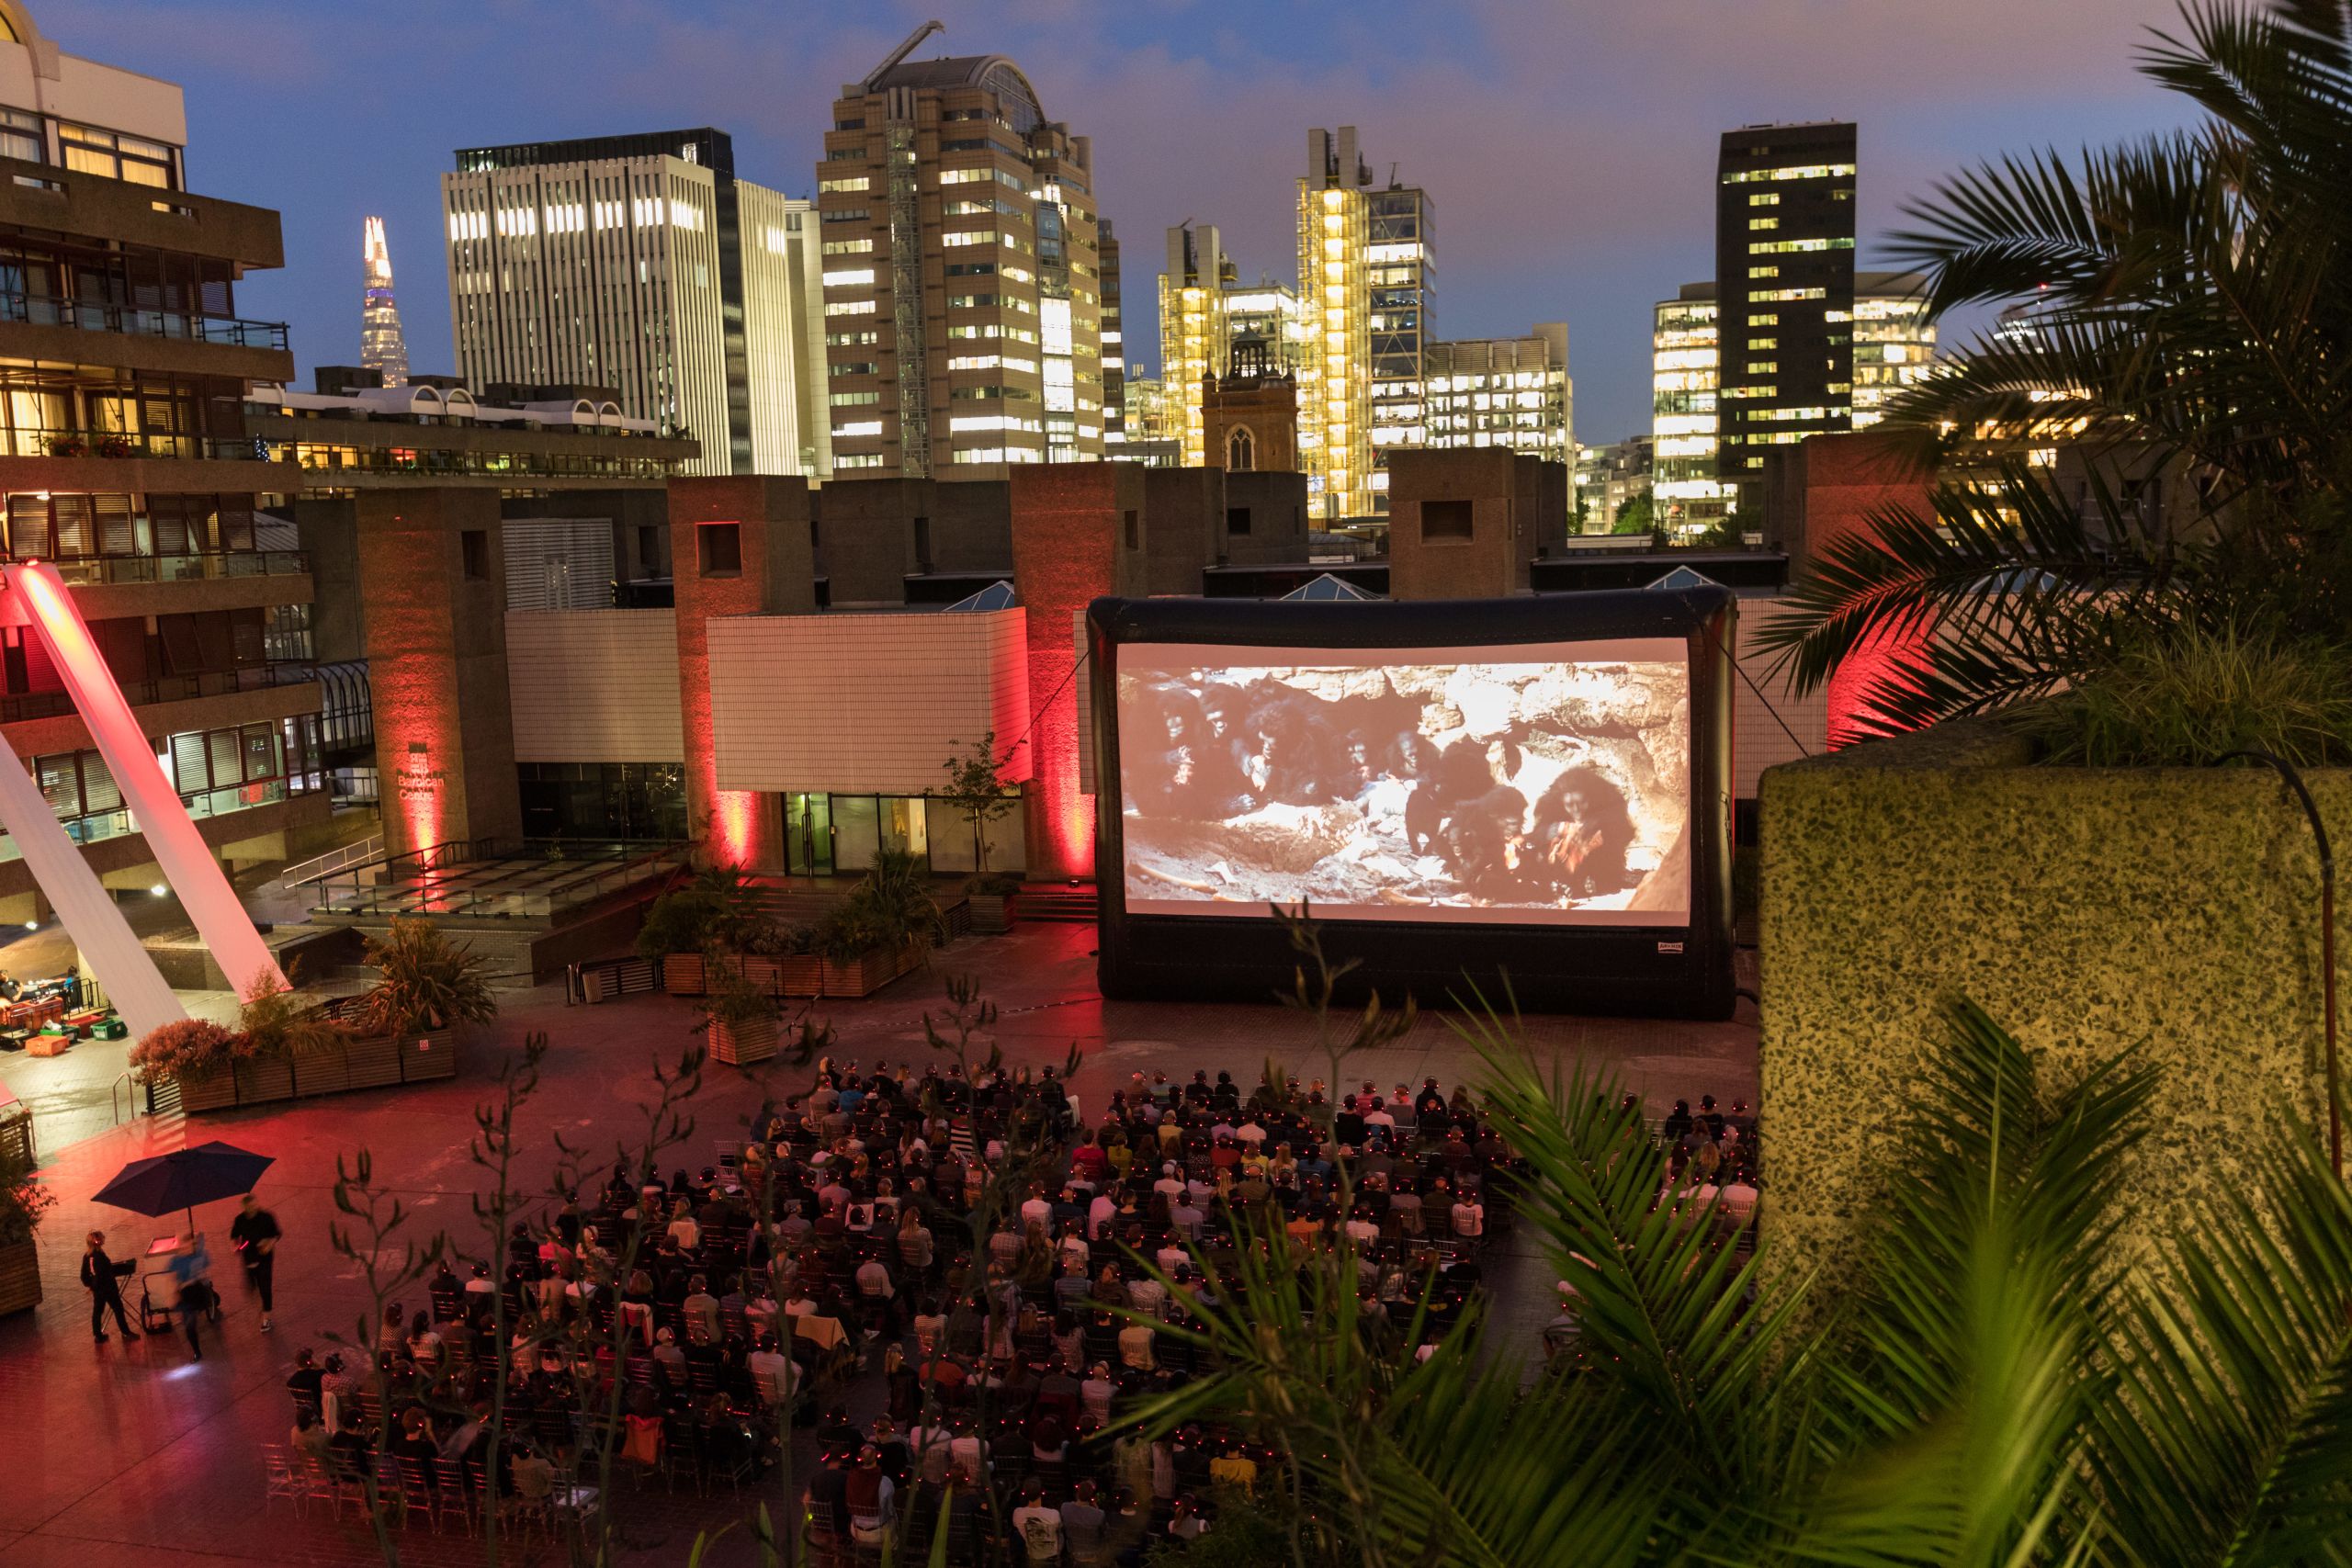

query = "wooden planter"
[
  {"left": 398, "top": 1030, "right": 458, "bottom": 1083},
  {"left": 0, "top": 1237, "right": 39, "bottom": 1316},
  {"left": 707, "top": 1015, "right": 779, "bottom": 1067},
  {"left": 233, "top": 1057, "right": 294, "bottom": 1102},
  {"left": 172, "top": 1031, "right": 457, "bottom": 1111},
  {"left": 968, "top": 893, "right": 1018, "bottom": 934},
  {"left": 662, "top": 953, "right": 707, "bottom": 997},
  {"left": 779, "top": 955, "right": 824, "bottom": 998},
  {"left": 739, "top": 956, "right": 783, "bottom": 996},
  {"left": 178, "top": 1067, "right": 238, "bottom": 1113},
  {"left": 343, "top": 1032, "right": 402, "bottom": 1090},
  {"left": 294, "top": 1047, "right": 350, "bottom": 1098},
  {"left": 820, "top": 942, "right": 924, "bottom": 998}
]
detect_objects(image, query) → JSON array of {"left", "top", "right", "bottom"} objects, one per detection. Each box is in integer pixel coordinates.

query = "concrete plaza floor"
[{"left": 0, "top": 919, "right": 1758, "bottom": 1566}]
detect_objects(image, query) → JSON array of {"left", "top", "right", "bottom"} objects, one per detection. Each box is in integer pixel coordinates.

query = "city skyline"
[{"left": 38, "top": 0, "right": 2192, "bottom": 439}]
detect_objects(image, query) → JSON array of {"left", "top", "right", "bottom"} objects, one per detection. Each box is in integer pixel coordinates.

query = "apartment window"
[
  {"left": 1123, "top": 510, "right": 1139, "bottom": 550},
  {"left": 1421, "top": 499, "right": 1474, "bottom": 541},
  {"left": 460, "top": 529, "right": 490, "bottom": 581},
  {"left": 1225, "top": 506, "right": 1251, "bottom": 536},
  {"left": 59, "top": 123, "right": 175, "bottom": 188},
  {"left": 0, "top": 108, "right": 40, "bottom": 164},
  {"left": 697, "top": 521, "right": 742, "bottom": 576}
]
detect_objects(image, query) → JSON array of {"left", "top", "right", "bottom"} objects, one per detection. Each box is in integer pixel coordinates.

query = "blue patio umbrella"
[{"left": 93, "top": 1140, "right": 274, "bottom": 1235}]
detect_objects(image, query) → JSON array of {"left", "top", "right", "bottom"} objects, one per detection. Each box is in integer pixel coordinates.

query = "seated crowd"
[{"left": 272, "top": 1059, "right": 1751, "bottom": 1559}]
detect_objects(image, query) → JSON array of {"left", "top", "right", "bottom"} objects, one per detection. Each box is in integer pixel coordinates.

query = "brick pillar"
[
  {"left": 356, "top": 488, "right": 520, "bottom": 858},
  {"left": 668, "top": 476, "right": 815, "bottom": 874},
  {"left": 1771, "top": 434, "right": 1934, "bottom": 747},
  {"left": 1007, "top": 464, "right": 1146, "bottom": 881}
]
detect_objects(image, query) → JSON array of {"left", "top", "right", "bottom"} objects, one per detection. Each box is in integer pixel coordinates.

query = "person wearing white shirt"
[
  {"left": 1088, "top": 1190, "right": 1118, "bottom": 1240},
  {"left": 1450, "top": 1199, "right": 1485, "bottom": 1238},
  {"left": 748, "top": 1336, "right": 798, "bottom": 1408},
  {"left": 1125, "top": 1275, "right": 1167, "bottom": 1320}
]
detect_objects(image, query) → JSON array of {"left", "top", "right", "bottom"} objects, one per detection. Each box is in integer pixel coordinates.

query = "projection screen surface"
[{"left": 1114, "top": 638, "right": 1690, "bottom": 925}]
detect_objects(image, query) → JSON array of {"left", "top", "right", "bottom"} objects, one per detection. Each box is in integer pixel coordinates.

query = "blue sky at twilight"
[{"left": 40, "top": 0, "right": 2195, "bottom": 441}]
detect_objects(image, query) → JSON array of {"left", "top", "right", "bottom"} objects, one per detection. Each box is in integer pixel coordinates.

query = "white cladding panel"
[
  {"left": 707, "top": 609, "right": 1031, "bottom": 794},
  {"left": 504, "top": 609, "right": 684, "bottom": 762}
]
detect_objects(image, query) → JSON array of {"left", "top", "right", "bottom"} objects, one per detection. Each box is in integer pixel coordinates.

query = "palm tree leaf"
[{"left": 2083, "top": 1128, "right": 2352, "bottom": 1567}]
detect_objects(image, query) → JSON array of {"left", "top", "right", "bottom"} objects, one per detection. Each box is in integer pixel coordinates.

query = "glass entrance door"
[{"left": 785, "top": 792, "right": 833, "bottom": 876}]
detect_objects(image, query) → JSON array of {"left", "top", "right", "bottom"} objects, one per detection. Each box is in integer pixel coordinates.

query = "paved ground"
[{"left": 0, "top": 919, "right": 1758, "bottom": 1566}]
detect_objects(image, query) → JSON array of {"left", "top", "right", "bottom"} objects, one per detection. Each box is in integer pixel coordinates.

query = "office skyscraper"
[
  {"left": 1099, "top": 220, "right": 1125, "bottom": 453},
  {"left": 441, "top": 127, "right": 830, "bottom": 479},
  {"left": 361, "top": 216, "right": 410, "bottom": 388},
  {"left": 1849, "top": 270, "right": 1935, "bottom": 427},
  {"left": 1653, "top": 282, "right": 1729, "bottom": 533},
  {"left": 1158, "top": 221, "right": 1227, "bottom": 468},
  {"left": 1713, "top": 121, "right": 1857, "bottom": 510},
  {"left": 1426, "top": 323, "right": 1570, "bottom": 468},
  {"left": 1365, "top": 177, "right": 1433, "bottom": 496},
  {"left": 819, "top": 29, "right": 1104, "bottom": 476},
  {"left": 1298, "top": 128, "right": 1373, "bottom": 522}
]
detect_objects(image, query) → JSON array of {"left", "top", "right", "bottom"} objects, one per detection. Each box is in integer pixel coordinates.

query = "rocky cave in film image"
[{"left": 1117, "top": 658, "right": 1691, "bottom": 919}]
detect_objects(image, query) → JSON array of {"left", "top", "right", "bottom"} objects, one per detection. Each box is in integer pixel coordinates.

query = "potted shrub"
[
  {"left": 130, "top": 1018, "right": 244, "bottom": 1112},
  {"left": 352, "top": 919, "right": 495, "bottom": 1085},
  {"left": 701, "top": 948, "right": 780, "bottom": 1066},
  {"left": 965, "top": 872, "right": 1023, "bottom": 934},
  {"left": 814, "top": 851, "right": 938, "bottom": 996},
  {"left": 639, "top": 864, "right": 768, "bottom": 994},
  {"left": 45, "top": 434, "right": 86, "bottom": 458},
  {"left": 0, "top": 1143, "right": 51, "bottom": 1315},
  {"left": 232, "top": 973, "right": 343, "bottom": 1103}
]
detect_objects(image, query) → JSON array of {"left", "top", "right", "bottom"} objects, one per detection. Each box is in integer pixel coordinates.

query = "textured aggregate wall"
[{"left": 1758, "top": 718, "right": 2350, "bottom": 1289}]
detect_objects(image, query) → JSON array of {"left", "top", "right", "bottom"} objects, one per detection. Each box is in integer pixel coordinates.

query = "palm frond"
[
  {"left": 2084, "top": 1126, "right": 2352, "bottom": 1567},
  {"left": 1792, "top": 1001, "right": 2154, "bottom": 1566},
  {"left": 1113, "top": 1211, "right": 1667, "bottom": 1568}
]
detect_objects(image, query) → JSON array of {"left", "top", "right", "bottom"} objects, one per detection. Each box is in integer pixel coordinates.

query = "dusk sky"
[{"left": 44, "top": 0, "right": 2195, "bottom": 441}]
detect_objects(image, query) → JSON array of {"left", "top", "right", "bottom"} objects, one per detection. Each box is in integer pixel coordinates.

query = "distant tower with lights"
[{"left": 361, "top": 216, "right": 410, "bottom": 389}]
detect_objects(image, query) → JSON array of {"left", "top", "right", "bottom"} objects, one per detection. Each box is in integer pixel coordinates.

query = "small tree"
[{"left": 938, "top": 730, "right": 1020, "bottom": 874}]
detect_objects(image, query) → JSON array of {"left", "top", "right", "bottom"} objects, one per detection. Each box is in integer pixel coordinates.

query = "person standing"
[
  {"left": 166, "top": 1233, "right": 212, "bottom": 1359},
  {"left": 79, "top": 1231, "right": 139, "bottom": 1343},
  {"left": 230, "top": 1193, "right": 280, "bottom": 1332}
]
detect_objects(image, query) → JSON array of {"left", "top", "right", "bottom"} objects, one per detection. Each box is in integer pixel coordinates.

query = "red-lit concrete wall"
[
  {"left": 667, "top": 477, "right": 815, "bottom": 873},
  {"left": 1770, "top": 434, "right": 1935, "bottom": 748},
  {"left": 1007, "top": 464, "right": 1146, "bottom": 881},
  {"left": 356, "top": 489, "right": 521, "bottom": 858}
]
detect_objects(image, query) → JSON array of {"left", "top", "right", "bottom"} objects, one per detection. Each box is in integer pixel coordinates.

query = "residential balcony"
[
  {"left": 0, "top": 157, "right": 284, "bottom": 268},
  {"left": 0, "top": 288, "right": 293, "bottom": 384},
  {"left": 0, "top": 661, "right": 314, "bottom": 727}
]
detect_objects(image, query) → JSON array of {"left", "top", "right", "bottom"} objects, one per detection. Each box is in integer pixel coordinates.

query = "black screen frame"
[{"left": 1087, "top": 588, "right": 1737, "bottom": 1018}]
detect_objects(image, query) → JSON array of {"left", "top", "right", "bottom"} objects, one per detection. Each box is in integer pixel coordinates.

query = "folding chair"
[
  {"left": 431, "top": 1458, "right": 475, "bottom": 1533},
  {"left": 261, "top": 1444, "right": 304, "bottom": 1517}
]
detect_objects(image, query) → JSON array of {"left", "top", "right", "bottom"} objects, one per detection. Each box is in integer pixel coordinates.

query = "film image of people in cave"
[{"left": 1115, "top": 650, "right": 1691, "bottom": 925}]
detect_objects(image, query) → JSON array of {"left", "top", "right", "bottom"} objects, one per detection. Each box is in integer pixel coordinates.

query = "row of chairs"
[{"left": 258, "top": 1444, "right": 597, "bottom": 1541}]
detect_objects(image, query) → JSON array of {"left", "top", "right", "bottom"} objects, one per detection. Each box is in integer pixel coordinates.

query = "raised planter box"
[
  {"left": 0, "top": 1237, "right": 39, "bottom": 1316},
  {"left": 967, "top": 893, "right": 1018, "bottom": 935},
  {"left": 663, "top": 953, "right": 707, "bottom": 997},
  {"left": 179, "top": 1067, "right": 237, "bottom": 1113},
  {"left": 708, "top": 1015, "right": 779, "bottom": 1067},
  {"left": 820, "top": 942, "right": 925, "bottom": 998},
  {"left": 399, "top": 1031, "right": 458, "bottom": 1083},
  {"left": 233, "top": 1057, "right": 294, "bottom": 1103},
  {"left": 780, "top": 955, "right": 824, "bottom": 998},
  {"left": 345, "top": 1032, "right": 401, "bottom": 1090},
  {"left": 170, "top": 1032, "right": 458, "bottom": 1111},
  {"left": 294, "top": 1047, "right": 351, "bottom": 1098},
  {"left": 1758, "top": 717, "right": 2351, "bottom": 1306}
]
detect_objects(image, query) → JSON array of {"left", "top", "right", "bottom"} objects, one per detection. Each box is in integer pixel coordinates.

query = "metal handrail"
[
  {"left": 0, "top": 288, "right": 290, "bottom": 350},
  {"left": 279, "top": 829, "right": 386, "bottom": 889},
  {"left": 110, "top": 1068, "right": 139, "bottom": 1126}
]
